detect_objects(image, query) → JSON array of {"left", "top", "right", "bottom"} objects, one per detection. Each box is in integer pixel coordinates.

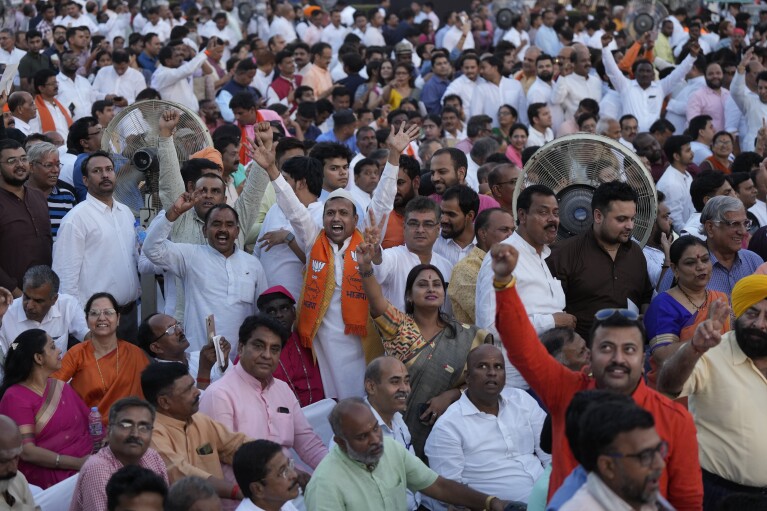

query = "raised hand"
[
  {"left": 386, "top": 123, "right": 421, "bottom": 164},
  {"left": 159, "top": 109, "right": 181, "bottom": 137},
  {"left": 258, "top": 229, "right": 292, "bottom": 252},
  {"left": 168, "top": 189, "right": 201, "bottom": 220},
  {"left": 363, "top": 209, "right": 387, "bottom": 246},
  {"left": 660, "top": 232, "right": 672, "bottom": 258},
  {"left": 355, "top": 241, "right": 375, "bottom": 268},
  {"left": 688, "top": 41, "right": 701, "bottom": 57},
  {"left": 490, "top": 243, "right": 519, "bottom": 281},
  {"left": 601, "top": 32, "right": 613, "bottom": 48},
  {"left": 0, "top": 287, "right": 13, "bottom": 318},
  {"left": 691, "top": 298, "right": 730, "bottom": 353}
]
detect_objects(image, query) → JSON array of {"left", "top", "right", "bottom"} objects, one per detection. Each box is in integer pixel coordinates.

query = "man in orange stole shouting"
[{"left": 249, "top": 121, "right": 420, "bottom": 398}]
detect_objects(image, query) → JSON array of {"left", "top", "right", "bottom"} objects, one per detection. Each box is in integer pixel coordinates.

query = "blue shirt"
[
  {"left": 315, "top": 130, "right": 359, "bottom": 154},
  {"left": 137, "top": 51, "right": 158, "bottom": 74},
  {"left": 535, "top": 25, "right": 562, "bottom": 56},
  {"left": 421, "top": 75, "right": 450, "bottom": 115},
  {"left": 304, "top": 124, "right": 322, "bottom": 141},
  {"left": 657, "top": 248, "right": 763, "bottom": 296},
  {"left": 546, "top": 465, "right": 587, "bottom": 511}
]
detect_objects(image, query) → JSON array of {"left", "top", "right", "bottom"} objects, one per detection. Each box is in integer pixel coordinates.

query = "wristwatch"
[{"left": 285, "top": 232, "right": 295, "bottom": 243}]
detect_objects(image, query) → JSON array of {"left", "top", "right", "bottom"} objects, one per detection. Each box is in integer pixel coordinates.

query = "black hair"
[
  {"left": 238, "top": 314, "right": 290, "bottom": 347},
  {"left": 565, "top": 390, "right": 634, "bottom": 463},
  {"left": 82, "top": 150, "right": 114, "bottom": 176},
  {"left": 229, "top": 91, "right": 257, "bottom": 111},
  {"left": 432, "top": 147, "right": 467, "bottom": 173},
  {"left": 106, "top": 465, "right": 168, "bottom": 511},
  {"left": 275, "top": 137, "right": 306, "bottom": 165},
  {"left": 84, "top": 292, "right": 119, "bottom": 316},
  {"left": 689, "top": 115, "right": 712, "bottom": 141},
  {"left": 442, "top": 184, "right": 479, "bottom": 216},
  {"left": 729, "top": 171, "right": 753, "bottom": 193},
  {"left": 308, "top": 142, "right": 352, "bottom": 164},
  {"left": 33, "top": 68, "right": 58, "bottom": 95},
  {"left": 140, "top": 361, "right": 189, "bottom": 406},
  {"left": 465, "top": 115, "right": 492, "bottom": 138},
  {"left": 353, "top": 157, "right": 377, "bottom": 177},
  {"left": 540, "top": 326, "right": 575, "bottom": 359},
  {"left": 180, "top": 159, "right": 222, "bottom": 187},
  {"left": 577, "top": 399, "right": 655, "bottom": 472},
  {"left": 203, "top": 203, "right": 239, "bottom": 226},
  {"left": 474, "top": 207, "right": 509, "bottom": 233},
  {"left": 0, "top": 329, "right": 48, "bottom": 399},
  {"left": 649, "top": 118, "right": 675, "bottom": 134},
  {"left": 108, "top": 397, "right": 156, "bottom": 426},
  {"left": 137, "top": 312, "right": 161, "bottom": 356},
  {"left": 527, "top": 102, "right": 547, "bottom": 124},
  {"left": 399, "top": 155, "right": 421, "bottom": 180},
  {"left": 282, "top": 156, "right": 323, "bottom": 197},
  {"left": 91, "top": 99, "right": 114, "bottom": 118},
  {"left": 165, "top": 477, "right": 218, "bottom": 511},
  {"left": 136, "top": 88, "right": 161, "bottom": 101},
  {"left": 591, "top": 181, "right": 637, "bottom": 214},
  {"left": 732, "top": 151, "right": 763, "bottom": 174},
  {"left": 690, "top": 170, "right": 728, "bottom": 212},
  {"left": 587, "top": 310, "right": 647, "bottom": 349},
  {"left": 669, "top": 235, "right": 708, "bottom": 267},
  {"left": 517, "top": 184, "right": 556, "bottom": 214},
  {"left": 233, "top": 440, "right": 284, "bottom": 498}
]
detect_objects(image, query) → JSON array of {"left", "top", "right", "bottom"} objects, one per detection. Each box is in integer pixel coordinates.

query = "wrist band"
[
  {"left": 484, "top": 495, "right": 497, "bottom": 510},
  {"left": 196, "top": 377, "right": 211, "bottom": 384},
  {"left": 359, "top": 268, "right": 374, "bottom": 279},
  {"left": 230, "top": 484, "right": 240, "bottom": 499},
  {"left": 493, "top": 276, "right": 516, "bottom": 290}
]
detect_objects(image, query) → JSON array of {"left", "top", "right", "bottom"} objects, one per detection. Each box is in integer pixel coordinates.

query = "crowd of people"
[{"left": 0, "top": 0, "right": 766, "bottom": 510}]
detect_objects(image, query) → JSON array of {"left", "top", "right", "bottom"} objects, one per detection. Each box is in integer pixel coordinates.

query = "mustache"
[
  {"left": 606, "top": 363, "right": 631, "bottom": 373},
  {"left": 125, "top": 437, "right": 143, "bottom": 446},
  {"left": 394, "top": 391, "right": 408, "bottom": 400}
]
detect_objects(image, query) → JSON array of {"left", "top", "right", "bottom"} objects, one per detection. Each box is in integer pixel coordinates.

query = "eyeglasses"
[
  {"left": 44, "top": 81, "right": 57, "bottom": 87},
  {"left": 275, "top": 458, "right": 296, "bottom": 480},
  {"left": 714, "top": 139, "right": 733, "bottom": 146},
  {"left": 594, "top": 308, "right": 639, "bottom": 321},
  {"left": 608, "top": 440, "right": 669, "bottom": 467},
  {"left": 88, "top": 308, "right": 117, "bottom": 318},
  {"left": 405, "top": 220, "right": 438, "bottom": 230},
  {"left": 113, "top": 420, "right": 153, "bottom": 434},
  {"left": 713, "top": 219, "right": 752, "bottom": 230},
  {"left": 152, "top": 322, "right": 183, "bottom": 343},
  {"left": 33, "top": 161, "right": 62, "bottom": 170},
  {"left": 3, "top": 156, "right": 28, "bottom": 166},
  {"left": 87, "top": 129, "right": 102, "bottom": 137}
]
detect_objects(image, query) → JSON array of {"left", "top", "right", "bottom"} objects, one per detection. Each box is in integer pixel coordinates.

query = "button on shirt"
[
  {"left": 198, "top": 363, "right": 328, "bottom": 470},
  {"left": 679, "top": 331, "right": 767, "bottom": 487},
  {"left": 603, "top": 49, "right": 696, "bottom": 132},
  {"left": 52, "top": 194, "right": 139, "bottom": 307},
  {"left": 143, "top": 212, "right": 267, "bottom": 351},
  {"left": 425, "top": 390, "right": 550, "bottom": 505}
]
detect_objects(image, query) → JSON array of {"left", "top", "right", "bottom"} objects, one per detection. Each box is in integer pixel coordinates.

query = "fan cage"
[{"left": 511, "top": 133, "right": 657, "bottom": 247}]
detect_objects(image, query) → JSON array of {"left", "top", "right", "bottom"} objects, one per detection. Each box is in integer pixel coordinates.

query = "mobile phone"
[
  {"left": 212, "top": 335, "right": 226, "bottom": 371},
  {"left": 417, "top": 403, "right": 431, "bottom": 424},
  {"left": 206, "top": 314, "right": 216, "bottom": 343}
]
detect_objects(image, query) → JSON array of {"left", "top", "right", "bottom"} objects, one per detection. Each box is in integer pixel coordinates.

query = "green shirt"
[{"left": 305, "top": 437, "right": 439, "bottom": 511}]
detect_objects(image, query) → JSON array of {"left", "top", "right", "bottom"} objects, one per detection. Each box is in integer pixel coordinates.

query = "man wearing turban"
[{"left": 657, "top": 274, "right": 767, "bottom": 510}]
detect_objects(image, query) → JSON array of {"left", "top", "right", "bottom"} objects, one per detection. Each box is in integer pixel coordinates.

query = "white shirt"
[
  {"left": 750, "top": 199, "right": 767, "bottom": 229},
  {"left": 92, "top": 65, "right": 146, "bottom": 104},
  {"left": 0, "top": 46, "right": 25, "bottom": 65},
  {"left": 37, "top": 98, "right": 70, "bottom": 139},
  {"left": 550, "top": 73, "right": 602, "bottom": 121},
  {"left": 731, "top": 71, "right": 767, "bottom": 153},
  {"left": 375, "top": 245, "right": 454, "bottom": 312},
  {"left": 442, "top": 74, "right": 483, "bottom": 116},
  {"left": 140, "top": 19, "right": 171, "bottom": 41},
  {"left": 600, "top": 88, "right": 623, "bottom": 122},
  {"left": 236, "top": 499, "right": 298, "bottom": 511},
  {"left": 665, "top": 75, "right": 705, "bottom": 134},
  {"left": 143, "top": 212, "right": 267, "bottom": 352},
  {"left": 690, "top": 140, "right": 713, "bottom": 166},
  {"left": 12, "top": 116, "right": 39, "bottom": 136},
  {"left": 0, "top": 293, "right": 89, "bottom": 355},
  {"left": 527, "top": 78, "right": 562, "bottom": 133},
  {"left": 470, "top": 77, "right": 527, "bottom": 127},
  {"left": 619, "top": 137, "right": 635, "bottom": 151},
  {"left": 254, "top": 200, "right": 323, "bottom": 303},
  {"left": 656, "top": 165, "right": 694, "bottom": 233},
  {"left": 442, "top": 26, "right": 474, "bottom": 53},
  {"left": 434, "top": 236, "right": 475, "bottom": 268},
  {"left": 363, "top": 26, "right": 386, "bottom": 47},
  {"left": 642, "top": 244, "right": 667, "bottom": 293},
  {"left": 57, "top": 72, "right": 102, "bottom": 120},
  {"left": 52, "top": 194, "right": 140, "bottom": 307},
  {"left": 725, "top": 91, "right": 751, "bottom": 148},
  {"left": 680, "top": 211, "right": 705, "bottom": 240},
  {"left": 150, "top": 51, "right": 208, "bottom": 111},
  {"left": 603, "top": 49, "right": 696, "bottom": 132},
  {"left": 252, "top": 68, "right": 275, "bottom": 99},
  {"left": 526, "top": 126, "right": 553, "bottom": 147},
  {"left": 56, "top": 14, "right": 97, "bottom": 32},
  {"left": 269, "top": 16, "right": 297, "bottom": 43},
  {"left": 321, "top": 24, "right": 350, "bottom": 53},
  {"left": 349, "top": 184, "right": 372, "bottom": 215},
  {"left": 424, "top": 390, "right": 550, "bottom": 507}
]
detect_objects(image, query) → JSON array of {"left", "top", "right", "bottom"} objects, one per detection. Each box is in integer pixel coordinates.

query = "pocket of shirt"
[{"left": 237, "top": 271, "right": 257, "bottom": 304}]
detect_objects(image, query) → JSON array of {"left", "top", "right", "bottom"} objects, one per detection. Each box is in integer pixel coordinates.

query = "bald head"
[
  {"left": 466, "top": 344, "right": 503, "bottom": 367},
  {"left": 364, "top": 356, "right": 406, "bottom": 384},
  {"left": 0, "top": 416, "right": 21, "bottom": 478}
]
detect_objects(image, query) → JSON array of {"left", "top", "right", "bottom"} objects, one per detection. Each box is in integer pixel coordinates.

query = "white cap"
[{"left": 326, "top": 188, "right": 355, "bottom": 204}]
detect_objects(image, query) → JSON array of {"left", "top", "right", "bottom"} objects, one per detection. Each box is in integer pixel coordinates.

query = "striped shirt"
[{"left": 47, "top": 181, "right": 76, "bottom": 240}]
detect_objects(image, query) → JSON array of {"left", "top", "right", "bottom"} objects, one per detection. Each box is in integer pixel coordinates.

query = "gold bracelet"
[
  {"left": 493, "top": 276, "right": 516, "bottom": 290},
  {"left": 484, "top": 495, "right": 497, "bottom": 510}
]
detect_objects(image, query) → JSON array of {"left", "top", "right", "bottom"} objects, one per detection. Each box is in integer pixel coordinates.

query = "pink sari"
[{"left": 0, "top": 379, "right": 92, "bottom": 489}]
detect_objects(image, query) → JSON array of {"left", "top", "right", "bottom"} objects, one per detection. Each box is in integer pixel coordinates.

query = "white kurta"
[{"left": 375, "top": 245, "right": 454, "bottom": 312}]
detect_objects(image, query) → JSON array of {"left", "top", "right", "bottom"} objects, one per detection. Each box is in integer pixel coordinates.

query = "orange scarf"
[
  {"left": 35, "top": 95, "right": 72, "bottom": 133},
  {"left": 297, "top": 229, "right": 368, "bottom": 348}
]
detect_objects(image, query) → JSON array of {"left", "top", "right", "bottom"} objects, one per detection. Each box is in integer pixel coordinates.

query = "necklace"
[
  {"left": 278, "top": 337, "right": 312, "bottom": 404},
  {"left": 94, "top": 344, "right": 119, "bottom": 393},
  {"left": 679, "top": 286, "right": 708, "bottom": 312}
]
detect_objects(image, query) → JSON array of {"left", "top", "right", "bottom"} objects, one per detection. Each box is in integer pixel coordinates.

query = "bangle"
[
  {"left": 661, "top": 264, "right": 670, "bottom": 269},
  {"left": 196, "top": 377, "right": 210, "bottom": 384},
  {"left": 359, "top": 268, "right": 374, "bottom": 279},
  {"left": 484, "top": 495, "right": 497, "bottom": 510},
  {"left": 493, "top": 276, "right": 516, "bottom": 290},
  {"left": 55, "top": 454, "right": 60, "bottom": 468},
  {"left": 230, "top": 484, "right": 240, "bottom": 499}
]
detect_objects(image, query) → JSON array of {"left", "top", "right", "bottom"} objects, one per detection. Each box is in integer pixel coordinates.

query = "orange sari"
[{"left": 52, "top": 340, "right": 149, "bottom": 425}]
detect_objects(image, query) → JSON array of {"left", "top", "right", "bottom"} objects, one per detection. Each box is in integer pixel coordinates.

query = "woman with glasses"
[
  {"left": 355, "top": 235, "right": 492, "bottom": 460},
  {"left": 492, "top": 104, "right": 518, "bottom": 146},
  {"left": 53, "top": 292, "right": 149, "bottom": 426},
  {"left": 698, "top": 131, "right": 734, "bottom": 174},
  {"left": 643, "top": 236, "right": 729, "bottom": 388},
  {"left": 0, "top": 329, "right": 92, "bottom": 488},
  {"left": 382, "top": 62, "right": 421, "bottom": 110}
]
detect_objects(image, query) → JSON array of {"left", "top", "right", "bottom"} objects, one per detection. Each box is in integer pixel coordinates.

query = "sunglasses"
[{"left": 594, "top": 308, "right": 639, "bottom": 321}]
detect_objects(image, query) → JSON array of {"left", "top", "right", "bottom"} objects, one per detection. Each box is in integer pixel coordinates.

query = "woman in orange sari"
[
  {"left": 644, "top": 236, "right": 729, "bottom": 388},
  {"left": 53, "top": 292, "right": 149, "bottom": 426},
  {"left": 0, "top": 329, "right": 92, "bottom": 489},
  {"left": 698, "top": 131, "right": 733, "bottom": 174}
]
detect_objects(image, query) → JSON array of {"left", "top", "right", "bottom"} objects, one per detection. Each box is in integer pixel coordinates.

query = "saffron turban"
[
  {"left": 731, "top": 274, "right": 767, "bottom": 318},
  {"left": 191, "top": 147, "right": 223, "bottom": 169}
]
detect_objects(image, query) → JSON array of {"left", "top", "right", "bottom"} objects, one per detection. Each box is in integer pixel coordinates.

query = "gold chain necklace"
[
  {"left": 679, "top": 286, "right": 708, "bottom": 312},
  {"left": 94, "top": 345, "right": 119, "bottom": 392}
]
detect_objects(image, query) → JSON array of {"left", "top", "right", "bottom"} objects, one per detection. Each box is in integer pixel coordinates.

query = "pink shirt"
[
  {"left": 198, "top": 363, "right": 328, "bottom": 469},
  {"left": 687, "top": 86, "right": 730, "bottom": 132}
]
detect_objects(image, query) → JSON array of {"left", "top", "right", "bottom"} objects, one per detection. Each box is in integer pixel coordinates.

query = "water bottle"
[
  {"left": 88, "top": 407, "right": 103, "bottom": 448},
  {"left": 135, "top": 219, "right": 147, "bottom": 251}
]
